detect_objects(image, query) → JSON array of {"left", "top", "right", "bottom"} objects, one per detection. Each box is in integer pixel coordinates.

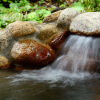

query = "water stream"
[{"left": 0, "top": 35, "right": 100, "bottom": 100}]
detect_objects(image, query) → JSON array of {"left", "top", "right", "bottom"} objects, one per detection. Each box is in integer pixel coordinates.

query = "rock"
[
  {"left": 0, "top": 55, "right": 10, "bottom": 69},
  {"left": 0, "top": 30, "right": 12, "bottom": 52},
  {"left": 11, "top": 39, "right": 55, "bottom": 68},
  {"left": 6, "top": 21, "right": 35, "bottom": 38},
  {"left": 43, "top": 10, "right": 62, "bottom": 23},
  {"left": 28, "top": 21, "right": 39, "bottom": 27},
  {"left": 14, "top": 66, "right": 36, "bottom": 71},
  {"left": 36, "top": 23, "right": 58, "bottom": 43},
  {"left": 57, "top": 8, "right": 79, "bottom": 29},
  {"left": 48, "top": 31, "right": 68, "bottom": 50},
  {"left": 70, "top": 12, "right": 100, "bottom": 36}
]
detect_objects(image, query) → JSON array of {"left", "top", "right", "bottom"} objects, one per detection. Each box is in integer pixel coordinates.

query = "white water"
[
  {"left": 8, "top": 35, "right": 100, "bottom": 84},
  {"left": 52, "top": 35, "right": 100, "bottom": 72}
]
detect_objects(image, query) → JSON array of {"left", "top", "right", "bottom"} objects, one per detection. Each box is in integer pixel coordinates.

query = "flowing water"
[{"left": 0, "top": 35, "right": 100, "bottom": 100}]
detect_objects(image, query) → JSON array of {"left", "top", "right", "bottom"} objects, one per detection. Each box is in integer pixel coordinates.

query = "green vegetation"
[
  {"left": 0, "top": 0, "right": 51, "bottom": 28},
  {"left": 0, "top": 0, "right": 100, "bottom": 29}
]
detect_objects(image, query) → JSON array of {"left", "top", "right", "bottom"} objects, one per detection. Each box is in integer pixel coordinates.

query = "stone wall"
[{"left": 0, "top": 8, "right": 100, "bottom": 72}]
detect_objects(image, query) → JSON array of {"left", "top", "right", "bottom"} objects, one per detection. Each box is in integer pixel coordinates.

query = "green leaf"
[{"left": 71, "top": 2, "right": 84, "bottom": 12}]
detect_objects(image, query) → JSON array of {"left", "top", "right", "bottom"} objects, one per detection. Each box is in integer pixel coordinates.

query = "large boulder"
[
  {"left": 57, "top": 8, "right": 79, "bottom": 29},
  {"left": 35, "top": 23, "right": 58, "bottom": 43},
  {"left": 6, "top": 21, "right": 35, "bottom": 38},
  {"left": 43, "top": 10, "right": 62, "bottom": 23},
  {"left": 11, "top": 39, "right": 55, "bottom": 68},
  {"left": 70, "top": 12, "right": 100, "bottom": 36},
  {"left": 0, "top": 55, "right": 10, "bottom": 69}
]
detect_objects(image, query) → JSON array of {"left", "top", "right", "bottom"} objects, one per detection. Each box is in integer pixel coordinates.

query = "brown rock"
[
  {"left": 11, "top": 39, "right": 55, "bottom": 68},
  {"left": 6, "top": 21, "right": 35, "bottom": 38},
  {"left": 0, "top": 55, "right": 10, "bottom": 69},
  {"left": 43, "top": 10, "right": 62, "bottom": 23},
  {"left": 36, "top": 23, "right": 58, "bottom": 42},
  {"left": 48, "top": 31, "right": 68, "bottom": 50}
]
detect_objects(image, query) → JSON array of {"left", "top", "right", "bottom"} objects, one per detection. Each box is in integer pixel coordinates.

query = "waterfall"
[
  {"left": 52, "top": 35, "right": 100, "bottom": 73},
  {"left": 8, "top": 35, "right": 100, "bottom": 84}
]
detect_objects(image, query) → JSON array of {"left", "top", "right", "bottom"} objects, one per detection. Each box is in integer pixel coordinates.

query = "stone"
[
  {"left": 11, "top": 39, "right": 55, "bottom": 68},
  {"left": 70, "top": 12, "right": 100, "bottom": 36},
  {"left": 0, "top": 30, "right": 12, "bottom": 52},
  {"left": 36, "top": 23, "right": 58, "bottom": 43},
  {"left": 57, "top": 8, "right": 79, "bottom": 29},
  {"left": 6, "top": 21, "right": 35, "bottom": 38},
  {"left": 0, "top": 55, "right": 10, "bottom": 69},
  {"left": 48, "top": 31, "right": 67, "bottom": 50},
  {"left": 43, "top": 10, "right": 62, "bottom": 23}
]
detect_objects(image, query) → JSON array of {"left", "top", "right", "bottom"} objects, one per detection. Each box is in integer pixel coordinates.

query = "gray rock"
[
  {"left": 57, "top": 8, "right": 79, "bottom": 29},
  {"left": 70, "top": 12, "right": 100, "bottom": 35},
  {"left": 0, "top": 30, "right": 12, "bottom": 52}
]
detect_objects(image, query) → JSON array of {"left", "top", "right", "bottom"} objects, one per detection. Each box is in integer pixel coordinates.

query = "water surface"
[{"left": 0, "top": 69, "right": 100, "bottom": 100}]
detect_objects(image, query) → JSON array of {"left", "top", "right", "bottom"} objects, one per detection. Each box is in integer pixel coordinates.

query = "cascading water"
[
  {"left": 52, "top": 35, "right": 100, "bottom": 73},
  {"left": 1, "top": 35, "right": 100, "bottom": 100},
  {"left": 8, "top": 35, "right": 100, "bottom": 84}
]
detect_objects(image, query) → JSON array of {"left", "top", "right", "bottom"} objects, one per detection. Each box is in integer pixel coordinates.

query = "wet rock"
[
  {"left": 70, "top": 12, "right": 100, "bottom": 36},
  {"left": 36, "top": 23, "right": 58, "bottom": 43},
  {"left": 57, "top": 8, "right": 79, "bottom": 29},
  {"left": 11, "top": 39, "right": 55, "bottom": 68},
  {"left": 48, "top": 31, "right": 68, "bottom": 50},
  {"left": 6, "top": 21, "right": 35, "bottom": 38},
  {"left": 43, "top": 10, "right": 62, "bottom": 23},
  {"left": 0, "top": 55, "right": 10, "bottom": 69}
]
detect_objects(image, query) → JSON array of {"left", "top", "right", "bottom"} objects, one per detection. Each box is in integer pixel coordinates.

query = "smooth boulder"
[
  {"left": 70, "top": 12, "right": 100, "bottom": 36},
  {"left": 11, "top": 39, "right": 55, "bottom": 68},
  {"left": 57, "top": 8, "right": 79, "bottom": 29},
  {"left": 36, "top": 23, "right": 58, "bottom": 43},
  {"left": 6, "top": 21, "right": 35, "bottom": 38},
  {"left": 0, "top": 55, "right": 10, "bottom": 69}
]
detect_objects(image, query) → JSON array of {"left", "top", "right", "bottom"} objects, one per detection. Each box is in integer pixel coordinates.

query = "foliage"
[
  {"left": 71, "top": 2, "right": 84, "bottom": 12},
  {"left": 71, "top": 0, "right": 100, "bottom": 12},
  {"left": 0, "top": 0, "right": 51, "bottom": 28},
  {"left": 0, "top": 0, "right": 100, "bottom": 29},
  {"left": 26, "top": 9, "right": 51, "bottom": 23}
]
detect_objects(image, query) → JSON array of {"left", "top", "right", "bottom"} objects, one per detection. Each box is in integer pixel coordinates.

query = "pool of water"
[{"left": 0, "top": 68, "right": 100, "bottom": 100}]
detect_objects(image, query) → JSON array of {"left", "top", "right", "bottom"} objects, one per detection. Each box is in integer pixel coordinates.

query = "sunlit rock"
[
  {"left": 70, "top": 12, "right": 100, "bottom": 36},
  {"left": 43, "top": 10, "right": 62, "bottom": 23},
  {"left": 6, "top": 21, "right": 35, "bottom": 38},
  {"left": 11, "top": 39, "right": 55, "bottom": 68},
  {"left": 57, "top": 8, "right": 79, "bottom": 29},
  {"left": 0, "top": 55, "right": 10, "bottom": 69}
]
